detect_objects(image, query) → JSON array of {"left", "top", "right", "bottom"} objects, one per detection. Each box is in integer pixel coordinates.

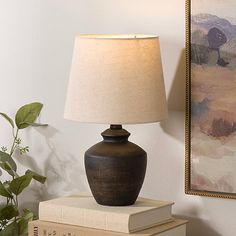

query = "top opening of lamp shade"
[
  {"left": 79, "top": 34, "right": 158, "bottom": 40},
  {"left": 64, "top": 34, "right": 168, "bottom": 125}
]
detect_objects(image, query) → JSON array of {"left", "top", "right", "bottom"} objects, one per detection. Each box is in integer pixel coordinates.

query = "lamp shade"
[{"left": 64, "top": 34, "right": 168, "bottom": 124}]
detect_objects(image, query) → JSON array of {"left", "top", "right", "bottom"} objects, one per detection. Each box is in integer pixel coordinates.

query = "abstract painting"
[{"left": 186, "top": 0, "right": 236, "bottom": 199}]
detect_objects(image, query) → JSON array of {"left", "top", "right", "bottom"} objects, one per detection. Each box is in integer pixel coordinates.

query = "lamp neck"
[
  {"left": 110, "top": 124, "right": 122, "bottom": 130},
  {"left": 101, "top": 124, "right": 130, "bottom": 143}
]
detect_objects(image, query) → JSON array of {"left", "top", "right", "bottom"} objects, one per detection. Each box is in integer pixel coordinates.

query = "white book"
[
  {"left": 39, "top": 195, "right": 174, "bottom": 233},
  {"left": 29, "top": 219, "right": 188, "bottom": 236}
]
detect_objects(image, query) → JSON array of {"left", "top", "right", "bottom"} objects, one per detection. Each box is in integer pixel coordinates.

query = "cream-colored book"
[
  {"left": 39, "top": 195, "right": 174, "bottom": 233},
  {"left": 29, "top": 219, "right": 187, "bottom": 236}
]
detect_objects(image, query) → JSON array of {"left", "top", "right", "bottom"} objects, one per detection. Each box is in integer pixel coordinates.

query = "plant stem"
[
  {"left": 15, "top": 195, "right": 18, "bottom": 208},
  {"left": 12, "top": 196, "right": 17, "bottom": 207},
  {"left": 9, "top": 128, "right": 19, "bottom": 156}
]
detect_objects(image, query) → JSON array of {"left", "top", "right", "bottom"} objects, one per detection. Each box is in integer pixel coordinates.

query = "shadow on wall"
[
  {"left": 17, "top": 125, "right": 87, "bottom": 212},
  {"left": 168, "top": 49, "right": 186, "bottom": 112},
  {"left": 174, "top": 214, "right": 222, "bottom": 236},
  {"left": 160, "top": 49, "right": 186, "bottom": 143}
]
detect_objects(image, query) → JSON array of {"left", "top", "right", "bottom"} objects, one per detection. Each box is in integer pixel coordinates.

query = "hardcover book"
[
  {"left": 29, "top": 219, "right": 187, "bottom": 236},
  {"left": 39, "top": 195, "right": 174, "bottom": 233}
]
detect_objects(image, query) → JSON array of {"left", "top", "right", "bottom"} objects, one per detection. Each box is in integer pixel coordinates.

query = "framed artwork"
[{"left": 186, "top": 0, "right": 236, "bottom": 199}]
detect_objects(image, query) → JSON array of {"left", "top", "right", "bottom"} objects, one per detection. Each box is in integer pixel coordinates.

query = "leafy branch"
[{"left": 0, "top": 102, "right": 47, "bottom": 236}]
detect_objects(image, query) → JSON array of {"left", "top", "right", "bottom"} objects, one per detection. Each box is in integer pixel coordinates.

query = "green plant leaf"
[
  {"left": 15, "top": 102, "right": 43, "bottom": 129},
  {"left": 0, "top": 221, "right": 18, "bottom": 236},
  {"left": 3, "top": 181, "right": 11, "bottom": 194},
  {"left": 0, "top": 151, "right": 16, "bottom": 171},
  {"left": 0, "top": 113, "right": 14, "bottom": 128},
  {"left": 22, "top": 208, "right": 34, "bottom": 217},
  {"left": 0, "top": 151, "right": 17, "bottom": 176},
  {"left": 22, "top": 122, "right": 48, "bottom": 127},
  {"left": 0, "top": 181, "right": 12, "bottom": 198},
  {"left": 9, "top": 174, "right": 33, "bottom": 195},
  {"left": 0, "top": 205, "right": 19, "bottom": 221},
  {"left": 17, "top": 208, "right": 34, "bottom": 235},
  {"left": 0, "top": 162, "right": 18, "bottom": 178},
  {"left": 25, "top": 170, "right": 46, "bottom": 184},
  {"left": 17, "top": 219, "right": 28, "bottom": 235}
]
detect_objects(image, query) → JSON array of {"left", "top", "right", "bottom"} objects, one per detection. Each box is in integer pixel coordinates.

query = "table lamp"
[{"left": 64, "top": 34, "right": 168, "bottom": 206}]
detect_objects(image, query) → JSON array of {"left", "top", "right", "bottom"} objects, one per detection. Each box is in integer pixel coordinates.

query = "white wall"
[{"left": 0, "top": 1, "right": 235, "bottom": 235}]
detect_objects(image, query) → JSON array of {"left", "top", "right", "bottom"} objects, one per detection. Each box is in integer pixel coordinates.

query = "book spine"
[
  {"left": 28, "top": 221, "right": 187, "bottom": 236},
  {"left": 28, "top": 221, "right": 124, "bottom": 236},
  {"left": 39, "top": 202, "right": 130, "bottom": 233},
  {"left": 28, "top": 223, "right": 39, "bottom": 236},
  {"left": 29, "top": 223, "right": 60, "bottom": 236}
]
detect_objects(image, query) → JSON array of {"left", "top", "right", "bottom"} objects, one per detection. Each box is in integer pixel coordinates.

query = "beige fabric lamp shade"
[{"left": 64, "top": 34, "right": 168, "bottom": 124}]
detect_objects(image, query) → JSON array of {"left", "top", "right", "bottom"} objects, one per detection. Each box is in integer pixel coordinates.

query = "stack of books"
[{"left": 29, "top": 195, "right": 188, "bottom": 236}]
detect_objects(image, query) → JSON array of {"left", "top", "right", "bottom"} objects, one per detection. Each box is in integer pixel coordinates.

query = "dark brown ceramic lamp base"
[{"left": 85, "top": 125, "right": 147, "bottom": 206}]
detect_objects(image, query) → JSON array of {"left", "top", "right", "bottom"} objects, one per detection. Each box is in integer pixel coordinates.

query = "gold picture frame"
[{"left": 185, "top": 0, "right": 236, "bottom": 199}]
